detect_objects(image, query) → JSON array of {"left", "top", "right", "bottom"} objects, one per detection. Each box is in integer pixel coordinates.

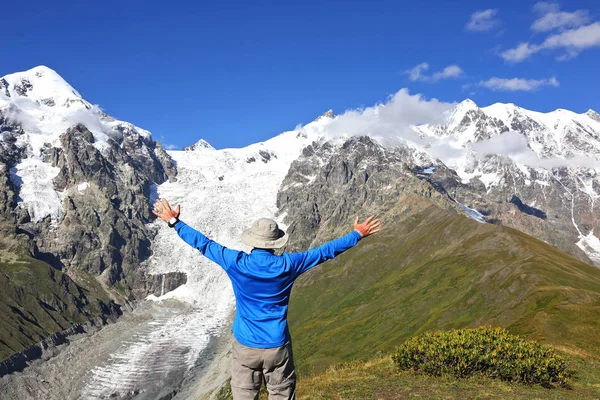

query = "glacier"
[
  {"left": 9, "top": 156, "right": 64, "bottom": 223},
  {"left": 80, "top": 116, "right": 330, "bottom": 398}
]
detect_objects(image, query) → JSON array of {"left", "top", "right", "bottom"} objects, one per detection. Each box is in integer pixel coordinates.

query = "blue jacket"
[{"left": 174, "top": 221, "right": 362, "bottom": 348}]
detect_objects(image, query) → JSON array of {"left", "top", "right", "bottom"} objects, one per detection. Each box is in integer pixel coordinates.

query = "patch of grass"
[
  {"left": 297, "top": 353, "right": 600, "bottom": 399},
  {"left": 210, "top": 379, "right": 232, "bottom": 400}
]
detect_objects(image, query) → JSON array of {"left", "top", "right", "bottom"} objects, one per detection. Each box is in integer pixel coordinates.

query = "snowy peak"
[
  {"left": 182, "top": 139, "right": 215, "bottom": 151},
  {"left": 0, "top": 65, "right": 88, "bottom": 109},
  {"left": 480, "top": 102, "right": 528, "bottom": 126},
  {"left": 0, "top": 66, "right": 162, "bottom": 223},
  {"left": 451, "top": 99, "right": 480, "bottom": 116},
  {"left": 0, "top": 66, "right": 153, "bottom": 157},
  {"left": 455, "top": 98, "right": 479, "bottom": 111},
  {"left": 445, "top": 99, "right": 482, "bottom": 129},
  {"left": 315, "top": 109, "right": 335, "bottom": 121},
  {"left": 587, "top": 109, "right": 600, "bottom": 123}
]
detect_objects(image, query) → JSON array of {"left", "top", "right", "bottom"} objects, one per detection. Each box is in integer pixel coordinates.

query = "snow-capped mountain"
[
  {"left": 415, "top": 99, "right": 600, "bottom": 266},
  {"left": 0, "top": 66, "right": 178, "bottom": 305},
  {"left": 0, "top": 66, "right": 162, "bottom": 223},
  {"left": 418, "top": 99, "right": 600, "bottom": 158}
]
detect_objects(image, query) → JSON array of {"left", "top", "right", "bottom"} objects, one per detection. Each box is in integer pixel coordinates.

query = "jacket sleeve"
[
  {"left": 288, "top": 230, "right": 362, "bottom": 276},
  {"left": 174, "top": 221, "right": 242, "bottom": 271}
]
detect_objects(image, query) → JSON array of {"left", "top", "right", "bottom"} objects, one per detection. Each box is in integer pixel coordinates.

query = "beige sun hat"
[{"left": 241, "top": 218, "right": 289, "bottom": 249}]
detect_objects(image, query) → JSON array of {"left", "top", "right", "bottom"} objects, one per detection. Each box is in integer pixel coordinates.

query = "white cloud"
[
  {"left": 466, "top": 9, "right": 500, "bottom": 32},
  {"left": 163, "top": 144, "right": 178, "bottom": 150},
  {"left": 320, "top": 90, "right": 476, "bottom": 166},
  {"left": 473, "top": 130, "right": 530, "bottom": 157},
  {"left": 405, "top": 63, "right": 464, "bottom": 83},
  {"left": 500, "top": 43, "right": 538, "bottom": 62},
  {"left": 6, "top": 101, "right": 118, "bottom": 144},
  {"left": 432, "top": 65, "right": 464, "bottom": 81},
  {"left": 533, "top": 1, "right": 560, "bottom": 14},
  {"left": 531, "top": 2, "right": 590, "bottom": 32},
  {"left": 324, "top": 97, "right": 471, "bottom": 167},
  {"left": 319, "top": 90, "right": 596, "bottom": 170},
  {"left": 473, "top": 130, "right": 599, "bottom": 168},
  {"left": 405, "top": 63, "right": 429, "bottom": 81},
  {"left": 322, "top": 89, "right": 454, "bottom": 147},
  {"left": 502, "top": 3, "right": 600, "bottom": 62},
  {"left": 543, "top": 22, "right": 600, "bottom": 51},
  {"left": 478, "top": 76, "right": 559, "bottom": 91}
]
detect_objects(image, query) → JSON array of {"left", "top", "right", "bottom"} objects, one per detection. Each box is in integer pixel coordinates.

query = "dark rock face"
[
  {"left": 7, "top": 124, "right": 173, "bottom": 291},
  {"left": 0, "top": 79, "right": 10, "bottom": 98},
  {"left": 588, "top": 110, "right": 600, "bottom": 123},
  {"left": 1, "top": 119, "right": 181, "bottom": 298},
  {"left": 132, "top": 272, "right": 188, "bottom": 298},
  {"left": 13, "top": 78, "right": 33, "bottom": 97},
  {"left": 277, "top": 137, "right": 457, "bottom": 251},
  {"left": 0, "top": 115, "right": 29, "bottom": 229},
  {"left": 509, "top": 195, "right": 547, "bottom": 220},
  {"left": 258, "top": 150, "right": 276, "bottom": 163}
]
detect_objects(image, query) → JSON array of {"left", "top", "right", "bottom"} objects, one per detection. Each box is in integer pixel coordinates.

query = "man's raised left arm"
[{"left": 288, "top": 216, "right": 381, "bottom": 276}]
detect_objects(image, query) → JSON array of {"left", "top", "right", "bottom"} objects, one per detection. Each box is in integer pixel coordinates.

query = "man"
[{"left": 152, "top": 198, "right": 381, "bottom": 400}]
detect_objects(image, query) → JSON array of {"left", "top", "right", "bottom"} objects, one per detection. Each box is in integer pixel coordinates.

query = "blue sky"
[{"left": 2, "top": 0, "right": 599, "bottom": 149}]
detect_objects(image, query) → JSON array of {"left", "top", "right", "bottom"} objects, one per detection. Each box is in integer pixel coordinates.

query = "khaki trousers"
[{"left": 231, "top": 338, "right": 296, "bottom": 400}]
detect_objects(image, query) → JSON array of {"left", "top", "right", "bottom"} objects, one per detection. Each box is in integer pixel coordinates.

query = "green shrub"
[{"left": 392, "top": 326, "right": 570, "bottom": 387}]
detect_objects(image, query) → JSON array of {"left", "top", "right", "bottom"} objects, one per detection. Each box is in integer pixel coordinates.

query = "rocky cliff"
[{"left": 0, "top": 66, "right": 185, "bottom": 364}]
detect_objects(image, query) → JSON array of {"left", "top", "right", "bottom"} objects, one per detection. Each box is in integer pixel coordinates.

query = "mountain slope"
[{"left": 288, "top": 200, "right": 600, "bottom": 374}]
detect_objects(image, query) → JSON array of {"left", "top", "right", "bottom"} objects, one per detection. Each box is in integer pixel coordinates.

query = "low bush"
[{"left": 392, "top": 326, "right": 570, "bottom": 387}]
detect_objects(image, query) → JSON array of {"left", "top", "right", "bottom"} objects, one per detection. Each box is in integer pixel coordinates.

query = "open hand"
[
  {"left": 152, "top": 198, "right": 180, "bottom": 223},
  {"left": 354, "top": 216, "right": 381, "bottom": 237}
]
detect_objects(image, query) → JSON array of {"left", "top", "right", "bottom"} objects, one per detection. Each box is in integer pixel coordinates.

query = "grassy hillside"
[
  {"left": 287, "top": 199, "right": 600, "bottom": 375},
  {"left": 0, "top": 238, "right": 118, "bottom": 362}
]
